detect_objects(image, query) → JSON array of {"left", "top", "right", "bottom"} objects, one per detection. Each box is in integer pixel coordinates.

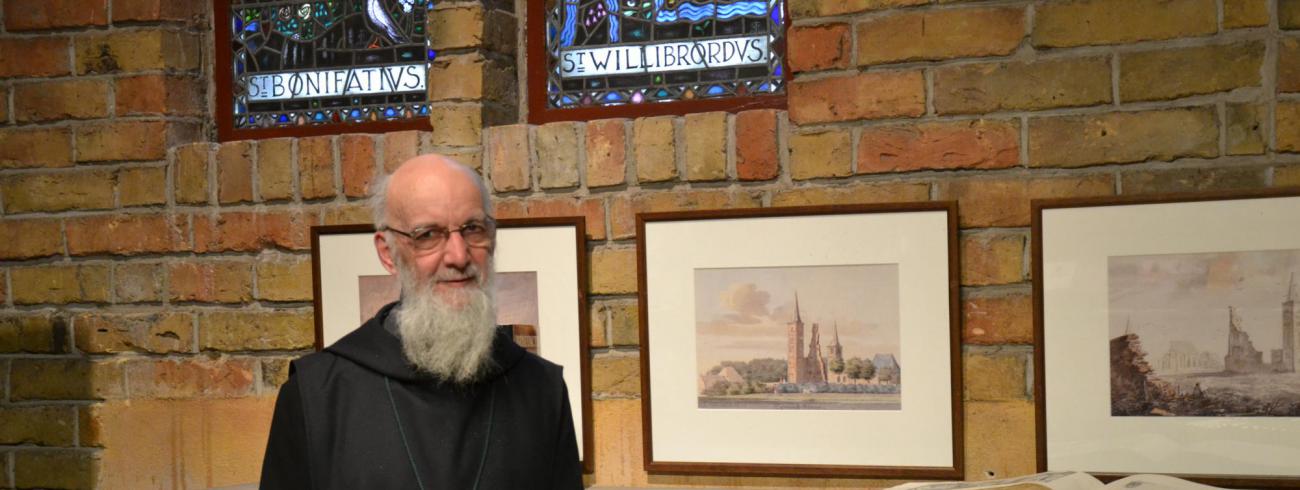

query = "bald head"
[{"left": 370, "top": 154, "right": 491, "bottom": 230}]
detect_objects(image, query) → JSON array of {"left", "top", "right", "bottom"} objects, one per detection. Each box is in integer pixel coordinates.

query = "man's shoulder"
[{"left": 507, "top": 349, "right": 568, "bottom": 384}]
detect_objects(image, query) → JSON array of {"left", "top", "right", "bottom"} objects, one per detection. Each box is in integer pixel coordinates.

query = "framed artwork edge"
[
  {"left": 1031, "top": 187, "right": 1300, "bottom": 489},
  {"left": 636, "top": 202, "right": 963, "bottom": 480},
  {"left": 309, "top": 217, "right": 595, "bottom": 474}
]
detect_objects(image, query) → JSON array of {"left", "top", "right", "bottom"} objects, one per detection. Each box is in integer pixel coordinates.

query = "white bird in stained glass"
[{"left": 366, "top": 0, "right": 407, "bottom": 43}]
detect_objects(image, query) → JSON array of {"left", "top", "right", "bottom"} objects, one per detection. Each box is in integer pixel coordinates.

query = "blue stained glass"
[
  {"left": 546, "top": 0, "right": 786, "bottom": 110},
  {"left": 227, "top": 0, "right": 433, "bottom": 130}
]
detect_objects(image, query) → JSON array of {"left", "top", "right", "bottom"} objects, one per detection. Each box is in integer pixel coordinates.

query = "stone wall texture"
[{"left": 1, "top": 0, "right": 1299, "bottom": 488}]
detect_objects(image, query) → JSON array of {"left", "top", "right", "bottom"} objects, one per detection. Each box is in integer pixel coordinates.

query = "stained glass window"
[
  {"left": 534, "top": 0, "right": 786, "bottom": 119},
  {"left": 218, "top": 0, "right": 434, "bottom": 137}
]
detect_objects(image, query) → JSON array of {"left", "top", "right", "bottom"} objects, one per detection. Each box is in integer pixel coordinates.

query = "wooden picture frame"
[
  {"left": 309, "top": 217, "right": 594, "bottom": 472},
  {"left": 636, "top": 203, "right": 963, "bottom": 478},
  {"left": 1033, "top": 189, "right": 1300, "bottom": 488}
]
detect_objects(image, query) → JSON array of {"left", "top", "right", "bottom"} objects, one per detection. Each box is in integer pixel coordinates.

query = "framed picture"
[
  {"left": 636, "top": 203, "right": 962, "bottom": 478},
  {"left": 1033, "top": 189, "right": 1300, "bottom": 488},
  {"left": 310, "top": 217, "right": 594, "bottom": 472}
]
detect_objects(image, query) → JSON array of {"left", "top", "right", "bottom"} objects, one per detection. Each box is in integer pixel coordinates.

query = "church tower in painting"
[{"left": 787, "top": 293, "right": 805, "bottom": 383}]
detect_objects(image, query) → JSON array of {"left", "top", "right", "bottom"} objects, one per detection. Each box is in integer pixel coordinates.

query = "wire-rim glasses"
[{"left": 382, "top": 218, "right": 496, "bottom": 252}]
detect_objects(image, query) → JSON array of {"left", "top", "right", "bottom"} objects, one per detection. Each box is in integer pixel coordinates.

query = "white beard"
[{"left": 393, "top": 255, "right": 498, "bottom": 384}]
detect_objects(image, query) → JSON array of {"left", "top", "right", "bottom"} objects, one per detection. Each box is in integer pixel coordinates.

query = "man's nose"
[{"left": 441, "top": 230, "right": 471, "bottom": 268}]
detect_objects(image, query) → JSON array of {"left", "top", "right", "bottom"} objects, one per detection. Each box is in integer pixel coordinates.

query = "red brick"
[
  {"left": 1033, "top": 0, "right": 1216, "bottom": 48},
  {"left": 167, "top": 260, "right": 253, "bottom": 303},
  {"left": 0, "top": 127, "right": 73, "bottom": 169},
  {"left": 585, "top": 119, "right": 627, "bottom": 188},
  {"left": 0, "top": 219, "right": 63, "bottom": 259},
  {"left": 632, "top": 116, "right": 677, "bottom": 182},
  {"left": 3, "top": 0, "right": 107, "bottom": 30},
  {"left": 114, "top": 75, "right": 204, "bottom": 116},
  {"left": 66, "top": 214, "right": 186, "bottom": 256},
  {"left": 193, "top": 211, "right": 314, "bottom": 253},
  {"left": 961, "top": 232, "right": 1026, "bottom": 286},
  {"left": 10, "top": 358, "right": 124, "bottom": 400},
  {"left": 1029, "top": 108, "right": 1218, "bottom": 167},
  {"left": 770, "top": 182, "right": 930, "bottom": 208},
  {"left": 789, "top": 0, "right": 927, "bottom": 17},
  {"left": 1120, "top": 167, "right": 1266, "bottom": 194},
  {"left": 522, "top": 197, "right": 608, "bottom": 240},
  {"left": 789, "top": 70, "right": 925, "bottom": 124},
  {"left": 258, "top": 138, "right": 294, "bottom": 201},
  {"left": 857, "top": 8, "right": 1024, "bottom": 65},
  {"left": 13, "top": 79, "right": 109, "bottom": 122},
  {"left": 489, "top": 124, "right": 531, "bottom": 191},
  {"left": 735, "top": 110, "right": 779, "bottom": 181},
  {"left": 1, "top": 169, "right": 115, "bottom": 213},
  {"left": 859, "top": 119, "right": 1019, "bottom": 174},
  {"left": 1281, "top": 38, "right": 1300, "bottom": 94},
  {"left": 339, "top": 134, "right": 376, "bottom": 198},
  {"left": 0, "top": 315, "right": 69, "bottom": 354},
  {"left": 117, "top": 166, "right": 167, "bottom": 206},
  {"left": 684, "top": 112, "right": 727, "bottom": 181},
  {"left": 298, "top": 136, "right": 336, "bottom": 199},
  {"left": 0, "top": 37, "right": 71, "bottom": 77},
  {"left": 382, "top": 130, "right": 422, "bottom": 173},
  {"left": 934, "top": 57, "right": 1112, "bottom": 114},
  {"left": 199, "top": 311, "right": 314, "bottom": 351},
  {"left": 11, "top": 264, "right": 111, "bottom": 304},
  {"left": 609, "top": 190, "right": 762, "bottom": 239},
  {"left": 73, "top": 312, "right": 192, "bottom": 354},
  {"left": 14, "top": 450, "right": 100, "bottom": 490},
  {"left": 76, "top": 120, "right": 196, "bottom": 163},
  {"left": 111, "top": 0, "right": 205, "bottom": 23},
  {"left": 75, "top": 30, "right": 201, "bottom": 74},
  {"left": 1120, "top": 42, "right": 1264, "bottom": 102},
  {"left": 217, "top": 141, "right": 254, "bottom": 204},
  {"left": 173, "top": 143, "right": 212, "bottom": 204},
  {"left": 789, "top": 130, "right": 852, "bottom": 180},
  {"left": 935, "top": 176, "right": 1114, "bottom": 228},
  {"left": 789, "top": 24, "right": 850, "bottom": 72},
  {"left": 535, "top": 122, "right": 581, "bottom": 189},
  {"left": 124, "top": 357, "right": 257, "bottom": 399}
]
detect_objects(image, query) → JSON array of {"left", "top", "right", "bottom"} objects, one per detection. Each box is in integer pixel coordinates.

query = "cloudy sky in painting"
[
  {"left": 1108, "top": 248, "right": 1300, "bottom": 360},
  {"left": 694, "top": 264, "right": 900, "bottom": 375}
]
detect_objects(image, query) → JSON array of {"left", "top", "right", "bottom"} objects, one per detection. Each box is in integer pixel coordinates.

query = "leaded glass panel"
[
  {"left": 226, "top": 0, "right": 433, "bottom": 130},
  {"left": 544, "top": 0, "right": 786, "bottom": 109}
]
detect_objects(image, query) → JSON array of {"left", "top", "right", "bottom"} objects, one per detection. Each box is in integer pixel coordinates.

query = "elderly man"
[{"left": 260, "top": 155, "right": 582, "bottom": 489}]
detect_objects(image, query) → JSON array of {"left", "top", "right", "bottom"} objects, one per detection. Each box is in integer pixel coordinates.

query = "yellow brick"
[
  {"left": 961, "top": 232, "right": 1026, "bottom": 286},
  {"left": 964, "top": 351, "right": 1030, "bottom": 400},
  {"left": 1119, "top": 42, "right": 1264, "bottom": 102},
  {"left": 255, "top": 256, "right": 313, "bottom": 302},
  {"left": 1029, "top": 108, "right": 1218, "bottom": 168},
  {"left": 856, "top": 7, "right": 1023, "bottom": 65},
  {"left": 683, "top": 112, "right": 727, "bottom": 181},
  {"left": 633, "top": 116, "right": 677, "bottom": 183},
  {"left": 11, "top": 265, "right": 111, "bottom": 304},
  {"left": 118, "top": 166, "right": 167, "bottom": 206},
  {"left": 199, "top": 310, "right": 314, "bottom": 351},
  {"left": 590, "top": 247, "right": 637, "bottom": 294},
  {"left": 591, "top": 355, "right": 640, "bottom": 396},
  {"left": 964, "top": 401, "right": 1037, "bottom": 481},
  {"left": 1033, "top": 0, "right": 1216, "bottom": 48},
  {"left": 789, "top": 130, "right": 852, "bottom": 180}
]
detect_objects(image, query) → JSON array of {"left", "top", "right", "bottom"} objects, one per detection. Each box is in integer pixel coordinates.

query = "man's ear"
[{"left": 374, "top": 231, "right": 399, "bottom": 274}]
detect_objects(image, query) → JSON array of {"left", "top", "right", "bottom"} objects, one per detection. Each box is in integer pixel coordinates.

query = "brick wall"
[{"left": 1, "top": 0, "right": 1298, "bottom": 488}]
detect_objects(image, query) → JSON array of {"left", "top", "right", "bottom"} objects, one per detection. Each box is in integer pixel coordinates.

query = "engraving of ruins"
[
  {"left": 695, "top": 264, "right": 901, "bottom": 410},
  {"left": 1109, "top": 249, "right": 1300, "bottom": 416}
]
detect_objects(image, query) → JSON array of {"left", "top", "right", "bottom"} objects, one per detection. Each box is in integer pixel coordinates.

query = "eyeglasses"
[{"left": 382, "top": 218, "right": 496, "bottom": 252}]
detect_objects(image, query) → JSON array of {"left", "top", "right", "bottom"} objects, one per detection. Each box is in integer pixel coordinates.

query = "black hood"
[{"left": 325, "top": 301, "right": 526, "bottom": 382}]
